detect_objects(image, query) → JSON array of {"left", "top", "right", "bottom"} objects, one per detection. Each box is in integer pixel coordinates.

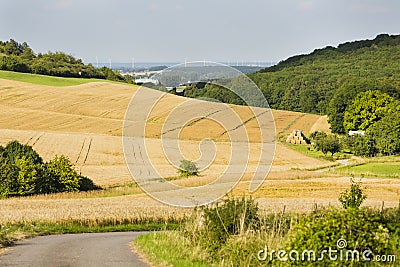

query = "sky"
[{"left": 1, "top": 0, "right": 399, "bottom": 63}]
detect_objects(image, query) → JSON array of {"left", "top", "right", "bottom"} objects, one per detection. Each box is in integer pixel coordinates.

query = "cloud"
[
  {"left": 351, "top": 4, "right": 391, "bottom": 14},
  {"left": 298, "top": 1, "right": 315, "bottom": 11},
  {"left": 148, "top": 3, "right": 160, "bottom": 11},
  {"left": 176, "top": 4, "right": 184, "bottom": 11},
  {"left": 54, "top": 0, "right": 74, "bottom": 10}
]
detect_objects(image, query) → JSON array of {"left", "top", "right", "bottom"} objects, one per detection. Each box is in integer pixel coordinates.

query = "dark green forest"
[
  {"left": 0, "top": 39, "right": 125, "bottom": 82},
  {"left": 184, "top": 34, "right": 400, "bottom": 134}
]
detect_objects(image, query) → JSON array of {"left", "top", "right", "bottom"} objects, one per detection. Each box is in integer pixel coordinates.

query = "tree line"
[
  {"left": 0, "top": 39, "right": 126, "bottom": 82},
  {"left": 182, "top": 34, "right": 400, "bottom": 156},
  {"left": 253, "top": 34, "right": 400, "bottom": 134}
]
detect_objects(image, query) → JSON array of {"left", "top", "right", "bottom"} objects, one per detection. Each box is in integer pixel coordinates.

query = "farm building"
[
  {"left": 348, "top": 130, "right": 366, "bottom": 136},
  {"left": 286, "top": 130, "right": 310, "bottom": 145}
]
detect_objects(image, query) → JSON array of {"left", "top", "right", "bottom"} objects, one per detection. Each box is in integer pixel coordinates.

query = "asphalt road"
[{"left": 0, "top": 232, "right": 149, "bottom": 267}]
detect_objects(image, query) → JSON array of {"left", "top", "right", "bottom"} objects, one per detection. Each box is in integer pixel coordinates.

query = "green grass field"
[
  {"left": 285, "top": 143, "right": 350, "bottom": 162},
  {"left": 0, "top": 70, "right": 109, "bottom": 86},
  {"left": 336, "top": 162, "right": 400, "bottom": 178}
]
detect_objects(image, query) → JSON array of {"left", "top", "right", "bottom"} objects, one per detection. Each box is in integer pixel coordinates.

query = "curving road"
[{"left": 0, "top": 232, "right": 149, "bottom": 267}]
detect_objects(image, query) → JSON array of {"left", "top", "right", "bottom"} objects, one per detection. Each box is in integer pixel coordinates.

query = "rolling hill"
[
  {"left": 0, "top": 72, "right": 330, "bottom": 187},
  {"left": 0, "top": 72, "right": 399, "bottom": 213}
]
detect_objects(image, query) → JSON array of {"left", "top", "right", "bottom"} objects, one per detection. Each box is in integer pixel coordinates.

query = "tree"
[
  {"left": 178, "top": 160, "right": 199, "bottom": 177},
  {"left": 43, "top": 156, "right": 81, "bottom": 193},
  {"left": 369, "top": 111, "right": 400, "bottom": 155},
  {"left": 299, "top": 87, "right": 319, "bottom": 113},
  {"left": 326, "top": 80, "right": 368, "bottom": 133},
  {"left": 352, "top": 135, "right": 377, "bottom": 157},
  {"left": 1, "top": 140, "right": 43, "bottom": 165},
  {"left": 314, "top": 134, "right": 341, "bottom": 156},
  {"left": 14, "top": 156, "right": 39, "bottom": 196},
  {"left": 343, "top": 90, "right": 399, "bottom": 133},
  {"left": 309, "top": 131, "right": 327, "bottom": 141},
  {"left": 0, "top": 155, "right": 18, "bottom": 198}
]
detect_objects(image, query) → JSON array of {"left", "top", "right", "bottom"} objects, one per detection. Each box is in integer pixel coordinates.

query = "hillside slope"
[
  {"left": 0, "top": 77, "right": 329, "bottom": 186},
  {"left": 250, "top": 33, "right": 400, "bottom": 133},
  {"left": 182, "top": 34, "right": 400, "bottom": 133}
]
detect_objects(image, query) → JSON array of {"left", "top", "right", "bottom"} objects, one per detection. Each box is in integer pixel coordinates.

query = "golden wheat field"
[
  {"left": 0, "top": 79, "right": 331, "bottom": 185},
  {"left": 0, "top": 78, "right": 399, "bottom": 224}
]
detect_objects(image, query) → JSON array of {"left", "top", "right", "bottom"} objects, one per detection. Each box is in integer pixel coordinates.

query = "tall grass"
[
  {"left": 135, "top": 198, "right": 400, "bottom": 266},
  {"left": 135, "top": 198, "right": 294, "bottom": 266}
]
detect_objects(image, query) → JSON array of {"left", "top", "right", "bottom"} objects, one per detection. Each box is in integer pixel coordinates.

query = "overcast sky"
[{"left": 1, "top": 0, "right": 399, "bottom": 63}]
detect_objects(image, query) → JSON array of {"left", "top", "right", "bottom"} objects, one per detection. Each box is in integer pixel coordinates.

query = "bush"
[
  {"left": 338, "top": 178, "right": 367, "bottom": 209},
  {"left": 178, "top": 159, "right": 199, "bottom": 177},
  {"left": 198, "top": 197, "right": 259, "bottom": 254},
  {"left": 284, "top": 208, "right": 392, "bottom": 266},
  {"left": 0, "top": 141, "right": 99, "bottom": 198},
  {"left": 40, "top": 155, "right": 81, "bottom": 193},
  {"left": 141, "top": 197, "right": 400, "bottom": 266}
]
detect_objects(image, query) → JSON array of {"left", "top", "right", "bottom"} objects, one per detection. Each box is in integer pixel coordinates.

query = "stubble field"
[{"left": 0, "top": 77, "right": 398, "bottom": 225}]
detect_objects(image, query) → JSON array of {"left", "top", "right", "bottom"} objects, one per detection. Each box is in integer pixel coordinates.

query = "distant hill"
[
  {"left": 250, "top": 33, "right": 400, "bottom": 133},
  {"left": 184, "top": 34, "right": 400, "bottom": 133}
]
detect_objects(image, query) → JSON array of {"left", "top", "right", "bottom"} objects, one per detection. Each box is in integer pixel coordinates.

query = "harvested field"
[
  {"left": 0, "top": 79, "right": 330, "bottom": 186},
  {"left": 0, "top": 77, "right": 398, "bottom": 214}
]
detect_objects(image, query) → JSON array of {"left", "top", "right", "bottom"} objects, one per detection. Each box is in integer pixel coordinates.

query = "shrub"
[
  {"left": 339, "top": 178, "right": 367, "bottom": 209},
  {"left": 0, "top": 141, "right": 99, "bottom": 198},
  {"left": 284, "top": 208, "right": 392, "bottom": 266},
  {"left": 198, "top": 197, "right": 259, "bottom": 254},
  {"left": 40, "top": 155, "right": 81, "bottom": 193},
  {"left": 178, "top": 159, "right": 199, "bottom": 177}
]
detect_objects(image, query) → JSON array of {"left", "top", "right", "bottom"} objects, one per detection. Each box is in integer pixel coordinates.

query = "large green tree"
[
  {"left": 369, "top": 111, "right": 400, "bottom": 155},
  {"left": 343, "top": 90, "right": 399, "bottom": 133}
]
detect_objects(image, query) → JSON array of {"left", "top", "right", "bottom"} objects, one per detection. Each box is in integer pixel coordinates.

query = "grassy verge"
[
  {"left": 134, "top": 231, "right": 212, "bottom": 267},
  {"left": 0, "top": 221, "right": 179, "bottom": 249},
  {"left": 135, "top": 197, "right": 400, "bottom": 266},
  {"left": 335, "top": 162, "right": 400, "bottom": 178}
]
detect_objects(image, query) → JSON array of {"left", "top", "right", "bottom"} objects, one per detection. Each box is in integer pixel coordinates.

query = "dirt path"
[{"left": 0, "top": 232, "right": 149, "bottom": 267}]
